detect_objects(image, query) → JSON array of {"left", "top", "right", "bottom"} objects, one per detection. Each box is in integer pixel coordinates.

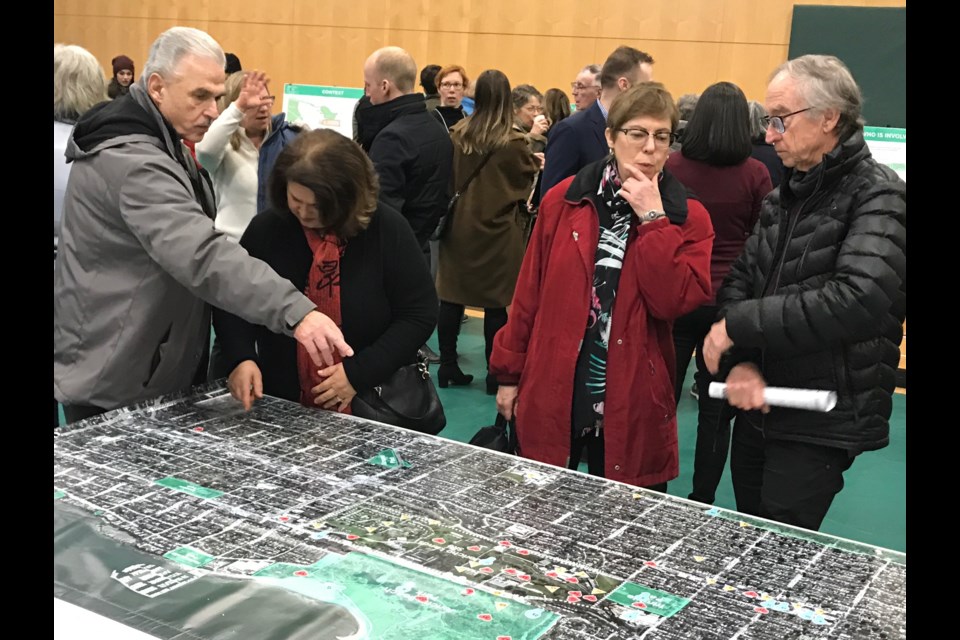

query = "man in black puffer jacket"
[
  {"left": 702, "top": 55, "right": 906, "bottom": 532},
  {"left": 359, "top": 46, "right": 453, "bottom": 252}
]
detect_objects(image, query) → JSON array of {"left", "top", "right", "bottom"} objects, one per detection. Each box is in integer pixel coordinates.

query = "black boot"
[
  {"left": 438, "top": 301, "right": 473, "bottom": 387},
  {"left": 438, "top": 364, "right": 474, "bottom": 388}
]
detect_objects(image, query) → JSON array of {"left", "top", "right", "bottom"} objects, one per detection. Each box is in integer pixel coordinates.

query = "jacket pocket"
[{"left": 143, "top": 324, "right": 173, "bottom": 389}]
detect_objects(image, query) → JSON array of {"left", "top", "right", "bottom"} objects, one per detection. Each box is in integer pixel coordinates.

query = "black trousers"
[
  {"left": 730, "top": 419, "right": 857, "bottom": 531},
  {"left": 673, "top": 304, "right": 737, "bottom": 504},
  {"left": 62, "top": 403, "right": 107, "bottom": 424},
  {"left": 437, "top": 301, "right": 507, "bottom": 370},
  {"left": 567, "top": 428, "right": 667, "bottom": 493}
]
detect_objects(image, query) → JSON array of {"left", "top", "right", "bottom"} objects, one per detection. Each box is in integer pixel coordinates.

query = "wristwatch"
[{"left": 639, "top": 210, "right": 667, "bottom": 223}]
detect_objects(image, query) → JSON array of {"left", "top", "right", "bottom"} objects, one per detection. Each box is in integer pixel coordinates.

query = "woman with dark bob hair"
[
  {"left": 664, "top": 81, "right": 772, "bottom": 505},
  {"left": 214, "top": 129, "right": 439, "bottom": 412},
  {"left": 490, "top": 82, "right": 714, "bottom": 490}
]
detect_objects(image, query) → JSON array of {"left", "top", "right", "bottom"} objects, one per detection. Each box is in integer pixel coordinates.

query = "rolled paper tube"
[{"left": 708, "top": 382, "right": 837, "bottom": 412}]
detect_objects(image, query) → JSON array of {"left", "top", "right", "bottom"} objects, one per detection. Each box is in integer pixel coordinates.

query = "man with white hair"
[
  {"left": 701, "top": 55, "right": 906, "bottom": 531},
  {"left": 54, "top": 27, "right": 353, "bottom": 423},
  {"left": 570, "top": 63, "right": 600, "bottom": 113}
]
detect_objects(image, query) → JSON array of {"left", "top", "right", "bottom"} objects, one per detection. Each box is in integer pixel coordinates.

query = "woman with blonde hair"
[{"left": 436, "top": 69, "right": 540, "bottom": 393}]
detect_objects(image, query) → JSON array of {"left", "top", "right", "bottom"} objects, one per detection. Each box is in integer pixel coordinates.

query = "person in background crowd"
[
  {"left": 225, "top": 52, "right": 242, "bottom": 74},
  {"left": 670, "top": 92, "right": 699, "bottom": 152},
  {"left": 541, "top": 46, "right": 655, "bottom": 197},
  {"left": 512, "top": 84, "right": 549, "bottom": 153},
  {"left": 570, "top": 64, "right": 600, "bottom": 112},
  {"left": 54, "top": 42, "right": 107, "bottom": 428},
  {"left": 107, "top": 54, "right": 135, "bottom": 99},
  {"left": 748, "top": 100, "right": 784, "bottom": 188},
  {"left": 421, "top": 63, "right": 442, "bottom": 112},
  {"left": 436, "top": 70, "right": 540, "bottom": 394},
  {"left": 433, "top": 65, "right": 469, "bottom": 130},
  {"left": 664, "top": 81, "right": 772, "bottom": 506},
  {"left": 491, "top": 82, "right": 713, "bottom": 490},
  {"left": 702, "top": 55, "right": 906, "bottom": 532},
  {"left": 543, "top": 88, "right": 572, "bottom": 131}
]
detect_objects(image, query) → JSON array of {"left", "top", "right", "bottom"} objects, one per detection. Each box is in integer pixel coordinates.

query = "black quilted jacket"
[{"left": 718, "top": 131, "right": 906, "bottom": 452}]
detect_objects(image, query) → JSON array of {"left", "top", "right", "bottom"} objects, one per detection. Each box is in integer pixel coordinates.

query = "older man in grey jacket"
[{"left": 54, "top": 27, "right": 352, "bottom": 422}]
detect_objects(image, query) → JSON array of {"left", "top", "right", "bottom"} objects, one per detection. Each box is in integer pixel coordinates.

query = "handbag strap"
[{"left": 452, "top": 150, "right": 495, "bottom": 199}]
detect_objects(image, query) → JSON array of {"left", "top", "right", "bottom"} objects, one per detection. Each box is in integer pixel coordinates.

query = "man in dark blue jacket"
[
  {"left": 540, "top": 47, "right": 654, "bottom": 198},
  {"left": 359, "top": 46, "right": 453, "bottom": 251}
]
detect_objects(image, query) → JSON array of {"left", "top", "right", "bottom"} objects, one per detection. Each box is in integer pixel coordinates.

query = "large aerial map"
[{"left": 54, "top": 386, "right": 906, "bottom": 639}]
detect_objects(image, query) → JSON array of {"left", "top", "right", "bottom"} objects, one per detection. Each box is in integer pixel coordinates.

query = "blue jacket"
[
  {"left": 256, "top": 113, "right": 303, "bottom": 213},
  {"left": 540, "top": 100, "right": 608, "bottom": 199}
]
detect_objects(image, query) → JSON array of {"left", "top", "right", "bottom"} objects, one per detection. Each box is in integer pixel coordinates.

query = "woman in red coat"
[{"left": 490, "top": 83, "right": 714, "bottom": 490}]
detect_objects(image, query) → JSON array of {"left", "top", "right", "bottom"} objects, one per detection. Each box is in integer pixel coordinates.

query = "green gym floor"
[{"left": 427, "top": 313, "right": 907, "bottom": 554}]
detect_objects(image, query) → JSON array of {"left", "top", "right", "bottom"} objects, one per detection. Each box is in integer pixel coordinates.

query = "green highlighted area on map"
[
  {"left": 255, "top": 551, "right": 558, "bottom": 640},
  {"left": 607, "top": 581, "right": 690, "bottom": 618},
  {"left": 153, "top": 476, "right": 223, "bottom": 500},
  {"left": 54, "top": 489, "right": 66, "bottom": 500},
  {"left": 164, "top": 546, "right": 215, "bottom": 568},
  {"left": 366, "top": 448, "right": 413, "bottom": 469}
]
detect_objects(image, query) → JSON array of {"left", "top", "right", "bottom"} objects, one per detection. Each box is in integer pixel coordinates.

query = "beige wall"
[{"left": 54, "top": 0, "right": 905, "bottom": 107}]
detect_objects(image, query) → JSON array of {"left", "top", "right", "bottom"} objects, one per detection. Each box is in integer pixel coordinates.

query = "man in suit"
[{"left": 540, "top": 47, "right": 654, "bottom": 198}]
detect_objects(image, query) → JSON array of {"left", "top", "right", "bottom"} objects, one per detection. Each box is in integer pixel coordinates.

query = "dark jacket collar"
[
  {"left": 355, "top": 93, "right": 428, "bottom": 149},
  {"left": 564, "top": 157, "right": 692, "bottom": 225},
  {"left": 781, "top": 130, "right": 871, "bottom": 202}
]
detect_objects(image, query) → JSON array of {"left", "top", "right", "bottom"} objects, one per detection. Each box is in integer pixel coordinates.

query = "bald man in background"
[{"left": 358, "top": 46, "right": 453, "bottom": 251}]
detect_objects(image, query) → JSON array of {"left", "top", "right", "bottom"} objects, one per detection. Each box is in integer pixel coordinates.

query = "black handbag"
[
  {"left": 431, "top": 150, "right": 495, "bottom": 240},
  {"left": 351, "top": 360, "right": 447, "bottom": 435},
  {"left": 468, "top": 413, "right": 516, "bottom": 454}
]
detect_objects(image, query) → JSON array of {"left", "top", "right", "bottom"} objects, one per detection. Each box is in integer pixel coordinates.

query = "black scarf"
[{"left": 571, "top": 156, "right": 692, "bottom": 435}]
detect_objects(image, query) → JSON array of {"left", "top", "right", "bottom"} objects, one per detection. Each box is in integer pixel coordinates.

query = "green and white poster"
[
  {"left": 863, "top": 126, "right": 906, "bottom": 181},
  {"left": 283, "top": 84, "right": 364, "bottom": 139}
]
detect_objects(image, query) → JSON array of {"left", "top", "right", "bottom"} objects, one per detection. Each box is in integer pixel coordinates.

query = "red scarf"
[{"left": 296, "top": 228, "right": 351, "bottom": 414}]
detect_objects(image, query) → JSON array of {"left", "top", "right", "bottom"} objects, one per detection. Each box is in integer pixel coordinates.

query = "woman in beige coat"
[{"left": 436, "top": 69, "right": 540, "bottom": 394}]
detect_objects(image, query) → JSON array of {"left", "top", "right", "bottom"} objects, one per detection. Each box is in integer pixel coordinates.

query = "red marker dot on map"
[
  {"left": 583, "top": 595, "right": 598, "bottom": 602},
  {"left": 467, "top": 545, "right": 481, "bottom": 552},
  {"left": 415, "top": 595, "right": 429, "bottom": 603},
  {"left": 346, "top": 534, "right": 359, "bottom": 540},
  {"left": 432, "top": 538, "right": 446, "bottom": 544},
  {"left": 644, "top": 561, "right": 657, "bottom": 567},
  {"left": 545, "top": 571, "right": 559, "bottom": 578},
  {"left": 293, "top": 570, "right": 308, "bottom": 577},
  {"left": 480, "top": 567, "right": 494, "bottom": 574},
  {"left": 520, "top": 574, "right": 531, "bottom": 582},
  {"left": 632, "top": 602, "right": 647, "bottom": 609},
  {"left": 569, "top": 591, "right": 582, "bottom": 598},
  {"left": 754, "top": 606, "right": 769, "bottom": 614},
  {"left": 499, "top": 540, "right": 512, "bottom": 547},
  {"left": 478, "top": 613, "right": 493, "bottom": 622},
  {"left": 567, "top": 595, "right": 581, "bottom": 603},
  {"left": 504, "top": 568, "right": 517, "bottom": 575},
  {"left": 566, "top": 577, "right": 579, "bottom": 584},
  {"left": 497, "top": 636, "right": 512, "bottom": 640},
  {"left": 744, "top": 591, "right": 759, "bottom": 598},
  {"left": 279, "top": 516, "right": 290, "bottom": 522},
  {"left": 193, "top": 427, "right": 204, "bottom": 432},
  {"left": 518, "top": 549, "right": 530, "bottom": 555},
  {"left": 462, "top": 588, "right": 475, "bottom": 596}
]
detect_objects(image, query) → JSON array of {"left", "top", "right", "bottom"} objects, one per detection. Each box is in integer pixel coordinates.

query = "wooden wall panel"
[{"left": 54, "top": 0, "right": 906, "bottom": 114}]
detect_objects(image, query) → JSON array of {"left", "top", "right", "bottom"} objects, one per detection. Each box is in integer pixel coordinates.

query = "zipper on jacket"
[{"left": 837, "top": 348, "right": 860, "bottom": 421}]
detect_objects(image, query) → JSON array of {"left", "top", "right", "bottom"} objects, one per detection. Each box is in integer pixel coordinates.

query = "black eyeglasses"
[
  {"left": 616, "top": 128, "right": 675, "bottom": 148},
  {"left": 761, "top": 107, "right": 813, "bottom": 134},
  {"left": 439, "top": 82, "right": 463, "bottom": 90}
]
